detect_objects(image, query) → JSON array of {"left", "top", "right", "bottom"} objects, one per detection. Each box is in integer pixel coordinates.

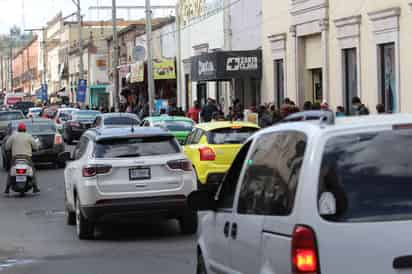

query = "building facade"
[
  {"left": 262, "top": 0, "right": 412, "bottom": 113},
  {"left": 177, "top": 0, "right": 263, "bottom": 112},
  {"left": 11, "top": 36, "right": 40, "bottom": 95}
]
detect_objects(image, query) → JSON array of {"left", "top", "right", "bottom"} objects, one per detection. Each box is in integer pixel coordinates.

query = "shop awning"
[{"left": 191, "top": 50, "right": 262, "bottom": 82}]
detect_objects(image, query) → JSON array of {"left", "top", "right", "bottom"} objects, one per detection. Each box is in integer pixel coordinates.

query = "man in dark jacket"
[
  {"left": 201, "top": 98, "right": 218, "bottom": 122},
  {"left": 351, "top": 97, "right": 370, "bottom": 116}
]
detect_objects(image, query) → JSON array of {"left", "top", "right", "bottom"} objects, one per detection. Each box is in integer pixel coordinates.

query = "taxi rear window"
[{"left": 207, "top": 127, "right": 258, "bottom": 145}]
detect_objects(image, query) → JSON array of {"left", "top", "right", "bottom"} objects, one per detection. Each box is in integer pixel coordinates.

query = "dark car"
[
  {"left": 0, "top": 110, "right": 25, "bottom": 141},
  {"left": 63, "top": 110, "right": 100, "bottom": 144},
  {"left": 12, "top": 101, "right": 35, "bottom": 116},
  {"left": 1, "top": 119, "right": 68, "bottom": 170}
]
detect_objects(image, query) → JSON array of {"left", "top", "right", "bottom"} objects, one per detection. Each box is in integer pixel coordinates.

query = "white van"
[{"left": 190, "top": 113, "right": 412, "bottom": 274}]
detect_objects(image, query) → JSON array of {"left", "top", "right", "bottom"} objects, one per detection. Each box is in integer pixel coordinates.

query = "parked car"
[
  {"left": 93, "top": 113, "right": 140, "bottom": 128},
  {"left": 12, "top": 101, "right": 35, "bottom": 116},
  {"left": 2, "top": 118, "right": 68, "bottom": 170},
  {"left": 63, "top": 110, "right": 100, "bottom": 144},
  {"left": 54, "top": 108, "right": 78, "bottom": 133},
  {"left": 27, "top": 107, "right": 42, "bottom": 118},
  {"left": 64, "top": 127, "right": 197, "bottom": 239},
  {"left": 184, "top": 121, "right": 259, "bottom": 190},
  {"left": 142, "top": 116, "right": 195, "bottom": 144},
  {"left": 0, "top": 110, "right": 25, "bottom": 141},
  {"left": 189, "top": 113, "right": 412, "bottom": 274}
]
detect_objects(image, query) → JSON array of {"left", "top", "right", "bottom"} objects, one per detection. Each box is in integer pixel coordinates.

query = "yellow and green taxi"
[{"left": 183, "top": 121, "right": 260, "bottom": 189}]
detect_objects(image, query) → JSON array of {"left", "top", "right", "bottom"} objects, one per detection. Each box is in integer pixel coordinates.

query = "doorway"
[
  {"left": 311, "top": 69, "right": 322, "bottom": 102},
  {"left": 196, "top": 82, "right": 207, "bottom": 106}
]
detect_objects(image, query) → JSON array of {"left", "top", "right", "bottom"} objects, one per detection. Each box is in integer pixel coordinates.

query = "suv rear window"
[
  {"left": 207, "top": 127, "right": 258, "bottom": 144},
  {"left": 94, "top": 136, "right": 180, "bottom": 158},
  {"left": 320, "top": 129, "right": 412, "bottom": 222},
  {"left": 104, "top": 117, "right": 139, "bottom": 126}
]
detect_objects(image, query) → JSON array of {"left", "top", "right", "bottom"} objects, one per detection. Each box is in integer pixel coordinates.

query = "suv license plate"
[
  {"left": 16, "top": 176, "right": 27, "bottom": 183},
  {"left": 129, "top": 168, "right": 151, "bottom": 181}
]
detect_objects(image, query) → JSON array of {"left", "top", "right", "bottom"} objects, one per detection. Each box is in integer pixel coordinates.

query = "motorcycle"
[{"left": 9, "top": 157, "right": 35, "bottom": 196}]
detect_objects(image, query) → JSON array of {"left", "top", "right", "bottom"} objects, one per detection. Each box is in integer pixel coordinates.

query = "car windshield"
[
  {"left": 320, "top": 129, "right": 412, "bottom": 223},
  {"left": 13, "top": 122, "right": 56, "bottom": 134},
  {"left": 0, "top": 112, "right": 24, "bottom": 121},
  {"left": 207, "top": 127, "right": 258, "bottom": 144},
  {"left": 154, "top": 120, "right": 194, "bottom": 131},
  {"left": 94, "top": 136, "right": 180, "bottom": 158},
  {"left": 104, "top": 116, "right": 139, "bottom": 126}
]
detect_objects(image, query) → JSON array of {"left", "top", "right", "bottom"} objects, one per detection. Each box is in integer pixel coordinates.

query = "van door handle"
[
  {"left": 223, "top": 222, "right": 230, "bottom": 237},
  {"left": 231, "top": 223, "right": 238, "bottom": 239},
  {"left": 394, "top": 256, "right": 412, "bottom": 269}
]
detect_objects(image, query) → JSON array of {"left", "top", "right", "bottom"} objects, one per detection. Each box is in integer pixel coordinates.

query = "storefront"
[
  {"left": 190, "top": 50, "right": 262, "bottom": 108},
  {"left": 89, "top": 84, "right": 110, "bottom": 109}
]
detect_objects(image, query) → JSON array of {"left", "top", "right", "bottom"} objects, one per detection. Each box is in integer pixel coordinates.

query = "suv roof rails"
[{"left": 320, "top": 110, "right": 335, "bottom": 126}]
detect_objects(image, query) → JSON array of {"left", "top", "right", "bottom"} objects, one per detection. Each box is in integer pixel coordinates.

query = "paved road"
[{"left": 0, "top": 153, "right": 197, "bottom": 274}]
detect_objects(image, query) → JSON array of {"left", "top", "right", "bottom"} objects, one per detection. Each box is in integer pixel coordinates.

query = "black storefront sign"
[{"left": 191, "top": 50, "right": 262, "bottom": 82}]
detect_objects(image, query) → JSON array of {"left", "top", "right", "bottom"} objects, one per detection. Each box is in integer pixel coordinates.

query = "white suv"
[
  {"left": 190, "top": 113, "right": 412, "bottom": 274},
  {"left": 64, "top": 127, "right": 197, "bottom": 239}
]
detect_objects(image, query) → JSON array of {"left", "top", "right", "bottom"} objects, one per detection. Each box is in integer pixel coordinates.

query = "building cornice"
[
  {"left": 334, "top": 15, "right": 361, "bottom": 27},
  {"left": 368, "top": 7, "right": 401, "bottom": 21}
]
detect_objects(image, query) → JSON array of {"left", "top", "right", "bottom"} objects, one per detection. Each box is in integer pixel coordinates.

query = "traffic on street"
[{"left": 3, "top": 0, "right": 412, "bottom": 274}]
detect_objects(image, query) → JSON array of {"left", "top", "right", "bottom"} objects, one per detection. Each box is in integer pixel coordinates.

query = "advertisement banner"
[
  {"left": 77, "top": 79, "right": 87, "bottom": 103},
  {"left": 41, "top": 84, "right": 48, "bottom": 101},
  {"left": 154, "top": 99, "right": 169, "bottom": 113},
  {"left": 130, "top": 62, "right": 145, "bottom": 83},
  {"left": 153, "top": 59, "right": 176, "bottom": 80}
]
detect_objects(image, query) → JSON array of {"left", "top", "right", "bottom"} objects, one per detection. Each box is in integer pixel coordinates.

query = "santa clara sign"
[{"left": 180, "top": 0, "right": 223, "bottom": 25}]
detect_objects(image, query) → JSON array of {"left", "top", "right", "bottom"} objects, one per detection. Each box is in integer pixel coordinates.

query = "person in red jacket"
[{"left": 187, "top": 101, "right": 201, "bottom": 123}]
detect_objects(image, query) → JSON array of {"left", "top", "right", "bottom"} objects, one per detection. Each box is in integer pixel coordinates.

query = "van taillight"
[
  {"left": 292, "top": 226, "right": 319, "bottom": 273},
  {"left": 199, "top": 147, "right": 216, "bottom": 161},
  {"left": 82, "top": 165, "right": 112, "bottom": 177}
]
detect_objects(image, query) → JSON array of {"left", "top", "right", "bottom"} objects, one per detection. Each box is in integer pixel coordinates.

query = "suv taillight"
[
  {"left": 167, "top": 160, "right": 192, "bottom": 171},
  {"left": 292, "top": 226, "right": 319, "bottom": 273},
  {"left": 82, "top": 165, "right": 112, "bottom": 177},
  {"left": 54, "top": 134, "right": 63, "bottom": 145},
  {"left": 199, "top": 147, "right": 216, "bottom": 161}
]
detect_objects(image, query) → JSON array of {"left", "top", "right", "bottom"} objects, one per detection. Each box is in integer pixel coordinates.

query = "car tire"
[
  {"left": 197, "top": 252, "right": 207, "bottom": 274},
  {"left": 75, "top": 196, "right": 94, "bottom": 240},
  {"left": 179, "top": 210, "right": 198, "bottom": 235}
]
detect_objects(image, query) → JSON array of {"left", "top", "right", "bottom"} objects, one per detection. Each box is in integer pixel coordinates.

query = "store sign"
[
  {"left": 180, "top": 0, "right": 223, "bottom": 25},
  {"left": 130, "top": 62, "right": 145, "bottom": 83},
  {"left": 154, "top": 59, "right": 176, "bottom": 80},
  {"left": 191, "top": 50, "right": 262, "bottom": 81},
  {"left": 133, "top": 46, "right": 146, "bottom": 62}
]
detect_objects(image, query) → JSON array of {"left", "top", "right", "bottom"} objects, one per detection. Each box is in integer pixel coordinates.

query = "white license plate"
[
  {"left": 16, "top": 176, "right": 27, "bottom": 183},
  {"left": 129, "top": 168, "right": 151, "bottom": 181}
]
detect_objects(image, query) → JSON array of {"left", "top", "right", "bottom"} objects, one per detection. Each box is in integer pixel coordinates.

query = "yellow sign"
[
  {"left": 130, "top": 62, "right": 144, "bottom": 83},
  {"left": 153, "top": 59, "right": 176, "bottom": 80}
]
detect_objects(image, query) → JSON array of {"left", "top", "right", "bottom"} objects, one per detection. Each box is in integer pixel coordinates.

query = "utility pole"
[
  {"left": 24, "top": 28, "right": 47, "bottom": 91},
  {"left": 176, "top": 2, "right": 183, "bottom": 109},
  {"left": 146, "top": 0, "right": 155, "bottom": 116},
  {"left": 112, "top": 0, "right": 120, "bottom": 112},
  {"left": 72, "top": 0, "right": 84, "bottom": 81},
  {"left": 9, "top": 45, "right": 13, "bottom": 92}
]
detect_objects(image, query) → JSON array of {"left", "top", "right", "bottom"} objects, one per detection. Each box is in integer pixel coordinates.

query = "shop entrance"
[{"left": 197, "top": 82, "right": 207, "bottom": 106}]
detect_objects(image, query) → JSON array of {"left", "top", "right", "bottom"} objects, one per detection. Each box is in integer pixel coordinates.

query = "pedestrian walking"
[
  {"left": 200, "top": 98, "right": 218, "bottom": 122},
  {"left": 187, "top": 101, "right": 201, "bottom": 123},
  {"left": 352, "top": 96, "right": 370, "bottom": 115}
]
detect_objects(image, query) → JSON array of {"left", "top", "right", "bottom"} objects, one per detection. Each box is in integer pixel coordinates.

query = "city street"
[{"left": 0, "top": 149, "right": 196, "bottom": 274}]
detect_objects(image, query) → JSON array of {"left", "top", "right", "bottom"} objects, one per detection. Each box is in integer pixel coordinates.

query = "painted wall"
[{"left": 230, "top": 0, "right": 262, "bottom": 50}]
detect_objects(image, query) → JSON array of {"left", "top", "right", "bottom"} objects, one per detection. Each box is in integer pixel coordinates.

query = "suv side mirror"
[{"left": 188, "top": 190, "right": 216, "bottom": 211}]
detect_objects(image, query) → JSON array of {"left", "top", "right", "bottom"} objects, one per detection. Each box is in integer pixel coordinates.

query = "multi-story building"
[
  {"left": 262, "top": 0, "right": 412, "bottom": 113},
  {"left": 176, "top": 0, "right": 263, "bottom": 111},
  {"left": 107, "top": 17, "right": 177, "bottom": 109},
  {"left": 11, "top": 36, "right": 40, "bottom": 95}
]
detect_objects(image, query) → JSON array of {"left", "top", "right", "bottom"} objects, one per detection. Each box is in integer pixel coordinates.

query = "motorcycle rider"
[{"left": 4, "top": 122, "right": 40, "bottom": 194}]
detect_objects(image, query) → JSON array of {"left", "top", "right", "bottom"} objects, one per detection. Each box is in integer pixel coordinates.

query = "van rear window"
[
  {"left": 94, "top": 136, "right": 180, "bottom": 158},
  {"left": 320, "top": 130, "right": 412, "bottom": 222}
]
